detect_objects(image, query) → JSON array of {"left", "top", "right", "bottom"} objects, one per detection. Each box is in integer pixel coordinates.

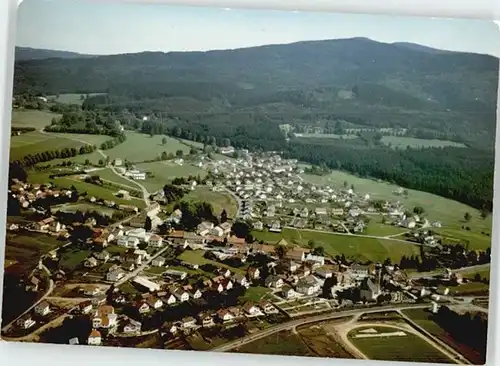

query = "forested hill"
[{"left": 15, "top": 47, "right": 93, "bottom": 61}]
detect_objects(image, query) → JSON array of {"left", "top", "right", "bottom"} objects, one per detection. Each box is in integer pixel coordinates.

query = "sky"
[{"left": 16, "top": 0, "right": 500, "bottom": 56}]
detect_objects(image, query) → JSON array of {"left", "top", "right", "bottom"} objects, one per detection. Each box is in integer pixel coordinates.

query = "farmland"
[
  {"left": 381, "top": 136, "right": 467, "bottom": 149},
  {"left": 235, "top": 330, "right": 315, "bottom": 357},
  {"left": 10, "top": 132, "right": 83, "bottom": 161},
  {"left": 51, "top": 202, "right": 117, "bottom": 217},
  {"left": 347, "top": 325, "right": 453, "bottom": 363},
  {"left": 183, "top": 186, "right": 238, "bottom": 218},
  {"left": 136, "top": 160, "right": 207, "bottom": 192},
  {"left": 10, "top": 110, "right": 59, "bottom": 130},
  {"left": 251, "top": 228, "right": 420, "bottom": 263},
  {"left": 48, "top": 93, "right": 105, "bottom": 105},
  {"left": 4, "top": 231, "right": 64, "bottom": 273},
  {"left": 95, "top": 132, "right": 191, "bottom": 163}
]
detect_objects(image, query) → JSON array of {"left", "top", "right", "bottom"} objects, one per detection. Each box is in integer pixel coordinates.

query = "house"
[
  {"left": 79, "top": 301, "right": 93, "bottom": 314},
  {"left": 210, "top": 226, "right": 224, "bottom": 237},
  {"left": 83, "top": 285, "right": 101, "bottom": 297},
  {"left": 300, "top": 208, "right": 309, "bottom": 218},
  {"left": 146, "top": 297, "right": 163, "bottom": 310},
  {"left": 133, "top": 276, "right": 160, "bottom": 292},
  {"left": 253, "top": 221, "right": 264, "bottom": 231},
  {"left": 247, "top": 267, "right": 260, "bottom": 280},
  {"left": 211, "top": 282, "right": 224, "bottom": 293},
  {"left": 152, "top": 256, "right": 166, "bottom": 267},
  {"left": 296, "top": 275, "right": 321, "bottom": 295},
  {"left": 269, "top": 221, "right": 282, "bottom": 233},
  {"left": 17, "top": 315, "right": 35, "bottom": 329},
  {"left": 162, "top": 322, "right": 178, "bottom": 335},
  {"left": 165, "top": 269, "right": 187, "bottom": 281},
  {"left": 217, "top": 268, "right": 232, "bottom": 278},
  {"left": 87, "top": 329, "right": 102, "bottom": 346},
  {"left": 315, "top": 207, "right": 328, "bottom": 216},
  {"left": 305, "top": 254, "right": 325, "bottom": 266},
  {"left": 402, "top": 217, "right": 417, "bottom": 229},
  {"left": 35, "top": 301, "right": 50, "bottom": 316},
  {"left": 215, "top": 308, "right": 234, "bottom": 323},
  {"left": 198, "top": 313, "right": 215, "bottom": 327},
  {"left": 136, "top": 301, "right": 150, "bottom": 314},
  {"left": 242, "top": 302, "right": 261, "bottom": 316},
  {"left": 172, "top": 288, "right": 190, "bottom": 302},
  {"left": 93, "top": 237, "right": 108, "bottom": 248},
  {"left": 220, "top": 279, "right": 233, "bottom": 291},
  {"left": 117, "top": 235, "right": 140, "bottom": 248},
  {"left": 315, "top": 267, "right": 333, "bottom": 279},
  {"left": 350, "top": 264, "right": 370, "bottom": 280},
  {"left": 96, "top": 250, "right": 110, "bottom": 262},
  {"left": 191, "top": 289, "right": 202, "bottom": 299},
  {"left": 34, "top": 217, "right": 55, "bottom": 232},
  {"left": 232, "top": 273, "right": 248, "bottom": 287},
  {"left": 288, "top": 260, "right": 299, "bottom": 273},
  {"left": 149, "top": 235, "right": 163, "bottom": 248},
  {"left": 196, "top": 221, "right": 214, "bottom": 236},
  {"left": 54, "top": 269, "right": 66, "bottom": 281},
  {"left": 182, "top": 262, "right": 199, "bottom": 270},
  {"left": 220, "top": 222, "right": 232, "bottom": 235},
  {"left": 123, "top": 319, "right": 142, "bottom": 333},
  {"left": 281, "top": 286, "right": 295, "bottom": 299},
  {"left": 181, "top": 316, "right": 197, "bottom": 329},
  {"left": 161, "top": 293, "right": 177, "bottom": 305},
  {"left": 69, "top": 337, "right": 79, "bottom": 345},
  {"left": 126, "top": 170, "right": 146, "bottom": 180},
  {"left": 258, "top": 300, "right": 277, "bottom": 314},
  {"left": 360, "top": 277, "right": 381, "bottom": 301},
  {"left": 265, "top": 275, "right": 284, "bottom": 288},
  {"left": 92, "top": 295, "right": 107, "bottom": 306},
  {"left": 285, "top": 249, "right": 306, "bottom": 262},
  {"left": 25, "top": 276, "right": 40, "bottom": 292},
  {"left": 106, "top": 269, "right": 126, "bottom": 282}
]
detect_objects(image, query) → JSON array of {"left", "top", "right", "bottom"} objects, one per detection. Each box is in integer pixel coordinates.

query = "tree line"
[{"left": 13, "top": 144, "right": 97, "bottom": 168}]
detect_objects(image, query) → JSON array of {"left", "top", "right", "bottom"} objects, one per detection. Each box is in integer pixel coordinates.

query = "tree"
[
  {"left": 312, "top": 246, "right": 325, "bottom": 256},
  {"left": 220, "top": 209, "right": 228, "bottom": 223},
  {"left": 175, "top": 150, "right": 184, "bottom": 157},
  {"left": 413, "top": 206, "right": 425, "bottom": 215},
  {"left": 307, "top": 240, "right": 316, "bottom": 249},
  {"left": 98, "top": 159, "right": 104, "bottom": 166},
  {"left": 144, "top": 216, "right": 152, "bottom": 231},
  {"left": 275, "top": 245, "right": 288, "bottom": 259},
  {"left": 162, "top": 137, "right": 167, "bottom": 145},
  {"left": 464, "top": 212, "right": 472, "bottom": 222},
  {"left": 334, "top": 121, "right": 344, "bottom": 135},
  {"left": 343, "top": 181, "right": 348, "bottom": 188},
  {"left": 232, "top": 221, "right": 249, "bottom": 238}
]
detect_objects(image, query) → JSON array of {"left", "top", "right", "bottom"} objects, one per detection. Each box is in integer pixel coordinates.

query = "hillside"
[
  {"left": 15, "top": 47, "right": 92, "bottom": 61},
  {"left": 13, "top": 38, "right": 498, "bottom": 145}
]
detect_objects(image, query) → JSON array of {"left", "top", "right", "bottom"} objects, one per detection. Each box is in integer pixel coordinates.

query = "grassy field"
[
  {"left": 10, "top": 132, "right": 84, "bottom": 161},
  {"left": 381, "top": 136, "right": 467, "bottom": 149},
  {"left": 136, "top": 161, "right": 207, "bottom": 192},
  {"left": 297, "top": 323, "right": 355, "bottom": 359},
  {"left": 43, "top": 132, "right": 109, "bottom": 146},
  {"left": 94, "top": 168, "right": 141, "bottom": 190},
  {"left": 455, "top": 265, "right": 491, "bottom": 280},
  {"left": 183, "top": 186, "right": 238, "bottom": 218},
  {"left": 300, "top": 166, "right": 492, "bottom": 248},
  {"left": 177, "top": 250, "right": 245, "bottom": 274},
  {"left": 4, "top": 231, "right": 64, "bottom": 273},
  {"left": 10, "top": 110, "right": 60, "bottom": 130},
  {"left": 48, "top": 93, "right": 104, "bottom": 105},
  {"left": 51, "top": 176, "right": 146, "bottom": 208},
  {"left": 58, "top": 249, "right": 92, "bottom": 271},
  {"left": 402, "top": 308, "right": 485, "bottom": 364},
  {"left": 51, "top": 202, "right": 116, "bottom": 217},
  {"left": 235, "top": 330, "right": 315, "bottom": 357},
  {"left": 239, "top": 286, "right": 272, "bottom": 302},
  {"left": 438, "top": 282, "right": 490, "bottom": 296},
  {"left": 363, "top": 220, "right": 408, "bottom": 237},
  {"left": 297, "top": 133, "right": 358, "bottom": 139},
  {"left": 251, "top": 228, "right": 420, "bottom": 263},
  {"left": 97, "top": 132, "right": 191, "bottom": 163},
  {"left": 348, "top": 325, "right": 452, "bottom": 363}
]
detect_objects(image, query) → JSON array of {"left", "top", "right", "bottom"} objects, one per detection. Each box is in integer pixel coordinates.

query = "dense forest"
[{"left": 12, "top": 39, "right": 499, "bottom": 211}]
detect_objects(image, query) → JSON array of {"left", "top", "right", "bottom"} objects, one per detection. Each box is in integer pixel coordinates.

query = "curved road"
[{"left": 212, "top": 303, "right": 429, "bottom": 352}]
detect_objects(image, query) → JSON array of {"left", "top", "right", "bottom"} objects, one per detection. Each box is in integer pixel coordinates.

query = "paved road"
[
  {"left": 408, "top": 263, "right": 491, "bottom": 280},
  {"left": 1, "top": 265, "right": 54, "bottom": 333},
  {"left": 115, "top": 246, "right": 172, "bottom": 286},
  {"left": 212, "top": 303, "right": 429, "bottom": 352}
]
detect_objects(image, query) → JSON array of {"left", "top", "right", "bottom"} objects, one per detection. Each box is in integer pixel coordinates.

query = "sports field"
[
  {"left": 250, "top": 228, "right": 420, "bottom": 263},
  {"left": 348, "top": 325, "right": 452, "bottom": 363}
]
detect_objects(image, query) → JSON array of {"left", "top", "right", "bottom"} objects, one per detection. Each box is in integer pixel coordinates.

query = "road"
[
  {"left": 1, "top": 264, "right": 54, "bottom": 333},
  {"left": 212, "top": 303, "right": 430, "bottom": 352},
  {"left": 408, "top": 263, "right": 491, "bottom": 280},
  {"left": 115, "top": 245, "right": 172, "bottom": 286}
]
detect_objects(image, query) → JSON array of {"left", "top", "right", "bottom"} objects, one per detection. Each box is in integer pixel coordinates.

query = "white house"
[
  {"left": 217, "top": 309, "right": 234, "bottom": 323},
  {"left": 265, "top": 275, "right": 284, "bottom": 289},
  {"left": 191, "top": 289, "right": 202, "bottom": 299},
  {"left": 172, "top": 288, "right": 190, "bottom": 302},
  {"left": 87, "top": 329, "right": 102, "bottom": 346},
  {"left": 296, "top": 275, "right": 321, "bottom": 295},
  {"left": 84, "top": 257, "right": 98, "bottom": 268},
  {"left": 35, "top": 301, "right": 50, "bottom": 316},
  {"left": 126, "top": 170, "right": 146, "bottom": 180},
  {"left": 165, "top": 269, "right": 187, "bottom": 281},
  {"left": 162, "top": 294, "right": 177, "bottom": 305},
  {"left": 242, "top": 302, "right": 261, "bottom": 316},
  {"left": 107, "top": 269, "right": 125, "bottom": 282},
  {"left": 96, "top": 251, "right": 110, "bottom": 262},
  {"left": 17, "top": 315, "right": 35, "bottom": 329},
  {"left": 152, "top": 256, "right": 166, "bottom": 267},
  {"left": 136, "top": 301, "right": 150, "bottom": 314},
  {"left": 210, "top": 226, "right": 224, "bottom": 237},
  {"left": 133, "top": 276, "right": 160, "bottom": 292},
  {"left": 305, "top": 254, "right": 325, "bottom": 266},
  {"left": 124, "top": 319, "right": 141, "bottom": 333},
  {"left": 149, "top": 235, "right": 163, "bottom": 248},
  {"left": 146, "top": 297, "right": 163, "bottom": 310},
  {"left": 350, "top": 264, "right": 370, "bottom": 281}
]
